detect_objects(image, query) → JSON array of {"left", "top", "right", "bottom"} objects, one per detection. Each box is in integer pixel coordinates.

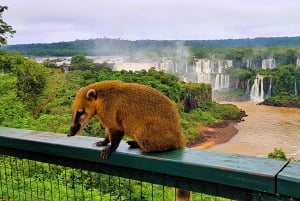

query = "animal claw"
[
  {"left": 101, "top": 147, "right": 113, "bottom": 159},
  {"left": 94, "top": 140, "right": 109, "bottom": 146}
]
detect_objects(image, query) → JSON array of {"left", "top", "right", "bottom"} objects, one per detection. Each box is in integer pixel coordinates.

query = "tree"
[
  {"left": 181, "top": 83, "right": 212, "bottom": 112},
  {"left": 15, "top": 60, "right": 47, "bottom": 113},
  {"left": 71, "top": 55, "right": 93, "bottom": 66},
  {"left": 33, "top": 69, "right": 65, "bottom": 119},
  {"left": 0, "top": 6, "right": 16, "bottom": 45}
]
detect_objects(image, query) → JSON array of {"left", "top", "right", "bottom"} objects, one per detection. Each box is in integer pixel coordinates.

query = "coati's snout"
[
  {"left": 68, "top": 109, "right": 85, "bottom": 137},
  {"left": 68, "top": 88, "right": 98, "bottom": 137},
  {"left": 68, "top": 122, "right": 81, "bottom": 136}
]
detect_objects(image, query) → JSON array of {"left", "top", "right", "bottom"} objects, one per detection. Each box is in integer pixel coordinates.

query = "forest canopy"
[
  {"left": 0, "top": 50, "right": 244, "bottom": 143},
  {"left": 3, "top": 36, "right": 300, "bottom": 57}
]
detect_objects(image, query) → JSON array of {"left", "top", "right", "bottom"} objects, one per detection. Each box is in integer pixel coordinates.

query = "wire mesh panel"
[
  {"left": 0, "top": 154, "right": 239, "bottom": 201},
  {"left": 1, "top": 128, "right": 298, "bottom": 201}
]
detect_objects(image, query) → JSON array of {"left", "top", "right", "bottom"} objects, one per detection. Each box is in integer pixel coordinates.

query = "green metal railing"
[{"left": 0, "top": 127, "right": 299, "bottom": 201}]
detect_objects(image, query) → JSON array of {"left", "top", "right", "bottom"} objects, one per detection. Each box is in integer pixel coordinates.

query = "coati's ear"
[{"left": 86, "top": 89, "right": 97, "bottom": 100}]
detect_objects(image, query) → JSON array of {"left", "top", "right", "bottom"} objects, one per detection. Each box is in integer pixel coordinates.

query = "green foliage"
[
  {"left": 0, "top": 156, "right": 232, "bottom": 201},
  {"left": 181, "top": 83, "right": 212, "bottom": 112},
  {"left": 178, "top": 101, "right": 241, "bottom": 142},
  {"left": 69, "top": 67, "right": 183, "bottom": 102},
  {"left": 81, "top": 118, "right": 106, "bottom": 137},
  {"left": 197, "top": 101, "right": 241, "bottom": 122},
  {"left": 0, "top": 50, "right": 25, "bottom": 72},
  {"left": 0, "top": 50, "right": 246, "bottom": 201},
  {"left": 263, "top": 92, "right": 300, "bottom": 107},
  {"left": 180, "top": 109, "right": 220, "bottom": 142},
  {"left": 5, "top": 36, "right": 300, "bottom": 57},
  {"left": 268, "top": 148, "right": 288, "bottom": 161},
  {"left": 0, "top": 50, "right": 243, "bottom": 144},
  {"left": 271, "top": 64, "right": 300, "bottom": 96},
  {"left": 15, "top": 60, "right": 48, "bottom": 112},
  {"left": 0, "top": 73, "right": 28, "bottom": 127},
  {"left": 71, "top": 55, "right": 94, "bottom": 66}
]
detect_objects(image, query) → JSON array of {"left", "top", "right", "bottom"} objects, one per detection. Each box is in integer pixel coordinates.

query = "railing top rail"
[
  {"left": 278, "top": 161, "right": 300, "bottom": 198},
  {"left": 0, "top": 127, "right": 299, "bottom": 199}
]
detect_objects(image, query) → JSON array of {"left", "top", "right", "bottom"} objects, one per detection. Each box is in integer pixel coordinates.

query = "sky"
[{"left": 2, "top": 0, "right": 300, "bottom": 45}]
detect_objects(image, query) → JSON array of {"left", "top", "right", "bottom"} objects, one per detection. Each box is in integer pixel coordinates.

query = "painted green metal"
[
  {"left": 277, "top": 161, "right": 300, "bottom": 199},
  {"left": 0, "top": 127, "right": 297, "bottom": 200}
]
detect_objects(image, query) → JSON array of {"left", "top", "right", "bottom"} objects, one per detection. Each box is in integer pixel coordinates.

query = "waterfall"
[
  {"left": 236, "top": 77, "right": 239, "bottom": 89},
  {"left": 246, "top": 79, "right": 250, "bottom": 95},
  {"left": 262, "top": 58, "right": 276, "bottom": 69},
  {"left": 197, "top": 72, "right": 210, "bottom": 83},
  {"left": 214, "top": 74, "right": 220, "bottom": 90},
  {"left": 250, "top": 75, "right": 264, "bottom": 102},
  {"left": 185, "top": 61, "right": 188, "bottom": 73},
  {"left": 266, "top": 76, "right": 273, "bottom": 98},
  {"left": 195, "top": 59, "right": 212, "bottom": 84},
  {"left": 62, "top": 66, "right": 69, "bottom": 73},
  {"left": 214, "top": 74, "right": 230, "bottom": 90},
  {"left": 195, "top": 59, "right": 231, "bottom": 90},
  {"left": 295, "top": 79, "right": 298, "bottom": 96}
]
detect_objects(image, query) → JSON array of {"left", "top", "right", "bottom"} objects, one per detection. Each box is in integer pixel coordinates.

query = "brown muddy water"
[{"left": 207, "top": 101, "right": 300, "bottom": 160}]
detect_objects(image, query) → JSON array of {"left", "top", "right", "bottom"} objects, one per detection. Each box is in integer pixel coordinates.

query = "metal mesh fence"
[{"left": 0, "top": 154, "right": 237, "bottom": 201}]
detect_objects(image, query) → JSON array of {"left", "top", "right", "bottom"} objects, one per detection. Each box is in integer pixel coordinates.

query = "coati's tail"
[{"left": 176, "top": 189, "right": 192, "bottom": 201}]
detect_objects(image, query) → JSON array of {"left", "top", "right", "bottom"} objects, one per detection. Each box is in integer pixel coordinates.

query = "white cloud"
[{"left": 2, "top": 0, "right": 300, "bottom": 44}]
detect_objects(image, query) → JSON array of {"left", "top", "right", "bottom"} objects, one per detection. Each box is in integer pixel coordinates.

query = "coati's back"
[{"left": 93, "top": 81, "right": 181, "bottom": 123}]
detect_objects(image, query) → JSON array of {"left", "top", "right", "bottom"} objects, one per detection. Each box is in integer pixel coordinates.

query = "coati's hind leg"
[
  {"left": 101, "top": 130, "right": 124, "bottom": 159},
  {"left": 126, "top": 140, "right": 140, "bottom": 148}
]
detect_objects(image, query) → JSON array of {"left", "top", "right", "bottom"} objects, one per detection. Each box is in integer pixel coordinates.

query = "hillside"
[{"left": 3, "top": 36, "right": 300, "bottom": 57}]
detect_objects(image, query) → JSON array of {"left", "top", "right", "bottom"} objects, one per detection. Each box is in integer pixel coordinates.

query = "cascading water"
[
  {"left": 250, "top": 74, "right": 264, "bottom": 102},
  {"left": 245, "top": 79, "right": 250, "bottom": 95},
  {"left": 214, "top": 74, "right": 230, "bottom": 90},
  {"left": 195, "top": 59, "right": 211, "bottom": 84},
  {"left": 295, "top": 79, "right": 298, "bottom": 96},
  {"left": 62, "top": 67, "right": 69, "bottom": 73},
  {"left": 266, "top": 76, "right": 272, "bottom": 98},
  {"left": 195, "top": 59, "right": 231, "bottom": 90},
  {"left": 261, "top": 58, "right": 276, "bottom": 69}
]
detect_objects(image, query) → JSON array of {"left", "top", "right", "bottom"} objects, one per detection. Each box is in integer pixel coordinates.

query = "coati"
[
  {"left": 68, "top": 80, "right": 186, "bottom": 159},
  {"left": 68, "top": 80, "right": 190, "bottom": 200}
]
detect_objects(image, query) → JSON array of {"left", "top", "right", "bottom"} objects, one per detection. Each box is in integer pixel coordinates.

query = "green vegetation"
[
  {"left": 268, "top": 148, "right": 288, "bottom": 161},
  {"left": 0, "top": 50, "right": 240, "bottom": 200},
  {"left": 4, "top": 36, "right": 300, "bottom": 57},
  {"left": 0, "top": 50, "right": 241, "bottom": 143},
  {"left": 263, "top": 93, "right": 300, "bottom": 108},
  {"left": 268, "top": 148, "right": 299, "bottom": 162},
  {"left": 1, "top": 10, "right": 299, "bottom": 200},
  {"left": 251, "top": 64, "right": 300, "bottom": 107},
  {"left": 3, "top": 31, "right": 300, "bottom": 107},
  {"left": 0, "top": 156, "right": 232, "bottom": 201}
]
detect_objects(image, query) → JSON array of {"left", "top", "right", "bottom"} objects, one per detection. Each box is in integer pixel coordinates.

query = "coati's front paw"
[
  {"left": 94, "top": 140, "right": 109, "bottom": 146},
  {"left": 101, "top": 147, "right": 113, "bottom": 159}
]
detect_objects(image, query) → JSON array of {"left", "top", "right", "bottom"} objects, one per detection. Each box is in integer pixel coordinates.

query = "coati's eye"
[
  {"left": 74, "top": 109, "right": 85, "bottom": 123},
  {"left": 77, "top": 109, "right": 85, "bottom": 116}
]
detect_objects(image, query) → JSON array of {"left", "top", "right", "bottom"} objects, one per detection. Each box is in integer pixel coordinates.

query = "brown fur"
[
  {"left": 69, "top": 80, "right": 186, "bottom": 158},
  {"left": 176, "top": 188, "right": 192, "bottom": 201},
  {"left": 69, "top": 80, "right": 190, "bottom": 199}
]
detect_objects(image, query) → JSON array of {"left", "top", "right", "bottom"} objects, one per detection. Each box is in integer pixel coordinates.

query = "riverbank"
[
  {"left": 204, "top": 101, "right": 300, "bottom": 160},
  {"left": 191, "top": 121, "right": 239, "bottom": 150}
]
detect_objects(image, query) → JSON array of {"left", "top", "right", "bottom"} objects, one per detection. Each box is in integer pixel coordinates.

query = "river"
[{"left": 207, "top": 101, "right": 300, "bottom": 160}]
